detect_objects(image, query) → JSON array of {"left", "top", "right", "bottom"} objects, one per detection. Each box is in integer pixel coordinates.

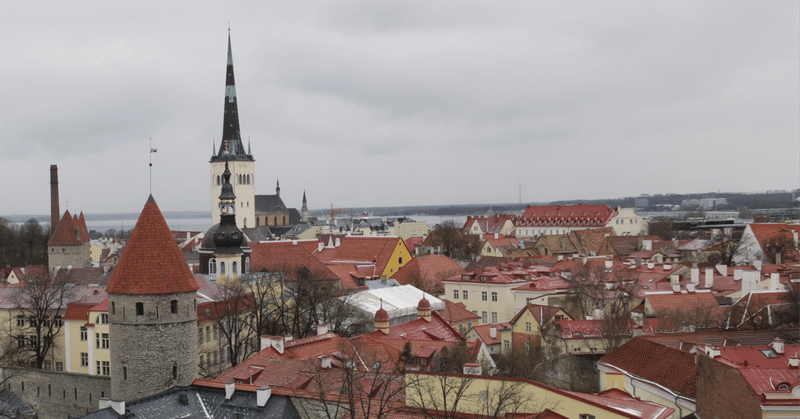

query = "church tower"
[
  {"left": 107, "top": 195, "right": 199, "bottom": 401},
  {"left": 199, "top": 161, "right": 252, "bottom": 283},
  {"left": 210, "top": 31, "right": 255, "bottom": 229},
  {"left": 302, "top": 191, "right": 308, "bottom": 222}
]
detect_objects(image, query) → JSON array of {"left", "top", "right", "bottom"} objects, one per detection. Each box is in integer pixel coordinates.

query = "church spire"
[{"left": 211, "top": 30, "right": 251, "bottom": 162}]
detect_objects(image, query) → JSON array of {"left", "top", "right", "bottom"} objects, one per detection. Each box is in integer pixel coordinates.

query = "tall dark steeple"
[
  {"left": 211, "top": 31, "right": 252, "bottom": 162},
  {"left": 209, "top": 30, "right": 255, "bottom": 229},
  {"left": 213, "top": 162, "right": 244, "bottom": 249}
]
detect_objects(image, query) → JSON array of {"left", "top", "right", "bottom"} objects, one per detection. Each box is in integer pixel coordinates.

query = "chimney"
[
  {"left": 642, "top": 239, "right": 652, "bottom": 251},
  {"left": 109, "top": 400, "right": 125, "bottom": 415},
  {"left": 672, "top": 283, "right": 680, "bottom": 293},
  {"left": 705, "top": 346, "right": 720, "bottom": 358},
  {"left": 647, "top": 261, "right": 654, "bottom": 269},
  {"left": 463, "top": 363, "right": 482, "bottom": 375},
  {"left": 225, "top": 382, "right": 235, "bottom": 400},
  {"left": 257, "top": 386, "right": 271, "bottom": 407},
  {"left": 631, "top": 324, "right": 642, "bottom": 337},
  {"left": 663, "top": 263, "right": 672, "bottom": 270},
  {"left": 318, "top": 242, "right": 324, "bottom": 252},
  {"left": 605, "top": 259, "right": 613, "bottom": 269},
  {"left": 770, "top": 273, "right": 780, "bottom": 291},
  {"left": 705, "top": 268, "right": 714, "bottom": 288},
  {"left": 687, "top": 283, "right": 696, "bottom": 293},
  {"left": 716, "top": 264, "right": 728, "bottom": 277},
  {"left": 734, "top": 268, "right": 742, "bottom": 280},
  {"left": 319, "top": 355, "right": 332, "bottom": 369},
  {"left": 99, "top": 398, "right": 111, "bottom": 410},
  {"left": 691, "top": 266, "right": 699, "bottom": 284},
  {"left": 670, "top": 274, "right": 680, "bottom": 286},
  {"left": 50, "top": 165, "right": 60, "bottom": 232},
  {"left": 771, "top": 337, "right": 784, "bottom": 354},
  {"left": 793, "top": 230, "right": 799, "bottom": 249},
  {"left": 489, "top": 326, "right": 497, "bottom": 339},
  {"left": 317, "top": 323, "right": 329, "bottom": 336},
  {"left": 494, "top": 232, "right": 499, "bottom": 239},
  {"left": 741, "top": 271, "right": 755, "bottom": 296}
]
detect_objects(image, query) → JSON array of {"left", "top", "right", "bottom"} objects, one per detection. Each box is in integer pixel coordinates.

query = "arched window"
[
  {"left": 209, "top": 258, "right": 217, "bottom": 274},
  {"left": 283, "top": 216, "right": 287, "bottom": 224},
  {"left": 246, "top": 174, "right": 250, "bottom": 184},
  {"left": 256, "top": 218, "right": 260, "bottom": 227},
  {"left": 232, "top": 261, "right": 238, "bottom": 274},
  {"left": 244, "top": 257, "right": 250, "bottom": 273},
  {"left": 220, "top": 261, "right": 226, "bottom": 274}
]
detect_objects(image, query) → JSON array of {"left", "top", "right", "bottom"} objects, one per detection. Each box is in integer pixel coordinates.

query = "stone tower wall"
[
  {"left": 48, "top": 242, "right": 91, "bottom": 275},
  {"left": 109, "top": 291, "right": 198, "bottom": 401}
]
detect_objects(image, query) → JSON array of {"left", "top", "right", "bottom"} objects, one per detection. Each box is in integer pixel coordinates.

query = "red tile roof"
[
  {"left": 703, "top": 343, "right": 800, "bottom": 399},
  {"left": 315, "top": 236, "right": 408, "bottom": 276},
  {"left": 509, "top": 304, "right": 569, "bottom": 326},
  {"left": 391, "top": 255, "right": 464, "bottom": 293},
  {"left": 439, "top": 300, "right": 480, "bottom": 324},
  {"left": 249, "top": 241, "right": 339, "bottom": 281},
  {"left": 106, "top": 196, "right": 198, "bottom": 295},
  {"left": 47, "top": 210, "right": 84, "bottom": 246},
  {"left": 748, "top": 223, "right": 800, "bottom": 262},
  {"left": 518, "top": 204, "right": 617, "bottom": 227},
  {"left": 727, "top": 290, "right": 795, "bottom": 329},
  {"left": 461, "top": 214, "right": 517, "bottom": 235},
  {"left": 600, "top": 337, "right": 698, "bottom": 398}
]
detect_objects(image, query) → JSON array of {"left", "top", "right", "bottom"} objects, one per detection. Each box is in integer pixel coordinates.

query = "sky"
[{"left": 2, "top": 1, "right": 798, "bottom": 216}]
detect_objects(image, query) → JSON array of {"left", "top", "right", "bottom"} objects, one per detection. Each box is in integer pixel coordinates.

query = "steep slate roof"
[
  {"left": 48, "top": 210, "right": 83, "bottom": 246},
  {"left": 600, "top": 337, "right": 698, "bottom": 398},
  {"left": 106, "top": 196, "right": 199, "bottom": 295},
  {"left": 254, "top": 194, "right": 288, "bottom": 214},
  {"left": 78, "top": 383, "right": 300, "bottom": 419}
]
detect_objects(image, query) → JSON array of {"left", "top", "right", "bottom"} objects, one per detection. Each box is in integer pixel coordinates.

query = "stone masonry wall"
[
  {"left": 1, "top": 366, "right": 110, "bottom": 419},
  {"left": 109, "top": 291, "right": 198, "bottom": 401}
]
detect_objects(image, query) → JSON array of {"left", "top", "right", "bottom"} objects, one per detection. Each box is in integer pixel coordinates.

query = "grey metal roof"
[{"left": 75, "top": 385, "right": 301, "bottom": 419}]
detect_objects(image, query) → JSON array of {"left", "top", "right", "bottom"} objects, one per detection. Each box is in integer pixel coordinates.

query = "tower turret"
[{"left": 107, "top": 195, "right": 199, "bottom": 401}]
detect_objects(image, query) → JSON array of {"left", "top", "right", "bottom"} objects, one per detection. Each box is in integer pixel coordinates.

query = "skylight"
[{"left": 761, "top": 349, "right": 778, "bottom": 358}]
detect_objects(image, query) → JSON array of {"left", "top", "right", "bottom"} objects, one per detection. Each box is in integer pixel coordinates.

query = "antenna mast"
[{"left": 149, "top": 137, "right": 157, "bottom": 194}]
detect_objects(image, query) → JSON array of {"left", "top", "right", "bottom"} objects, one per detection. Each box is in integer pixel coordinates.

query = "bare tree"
[
  {"left": 10, "top": 272, "right": 71, "bottom": 368},
  {"left": 428, "top": 221, "right": 480, "bottom": 261},
  {"left": 205, "top": 282, "right": 257, "bottom": 369}
]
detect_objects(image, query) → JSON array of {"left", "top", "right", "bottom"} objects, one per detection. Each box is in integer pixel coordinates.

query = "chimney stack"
[
  {"left": 50, "top": 165, "right": 60, "bottom": 231},
  {"left": 317, "top": 323, "right": 329, "bottom": 335},
  {"left": 705, "top": 267, "right": 714, "bottom": 288}
]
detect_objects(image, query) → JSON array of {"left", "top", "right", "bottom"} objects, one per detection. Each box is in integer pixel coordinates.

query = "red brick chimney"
[{"left": 50, "top": 165, "right": 60, "bottom": 232}]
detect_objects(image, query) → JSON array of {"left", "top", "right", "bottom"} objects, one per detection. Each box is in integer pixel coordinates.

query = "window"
[
  {"left": 398, "top": 257, "right": 403, "bottom": 264},
  {"left": 555, "top": 315, "right": 564, "bottom": 321},
  {"left": 172, "top": 365, "right": 178, "bottom": 380},
  {"left": 524, "top": 341, "right": 531, "bottom": 353},
  {"left": 232, "top": 261, "right": 238, "bottom": 274},
  {"left": 525, "top": 322, "right": 532, "bottom": 332},
  {"left": 206, "top": 326, "right": 211, "bottom": 343},
  {"left": 97, "top": 333, "right": 109, "bottom": 349},
  {"left": 220, "top": 262, "right": 226, "bottom": 274},
  {"left": 503, "top": 340, "right": 510, "bottom": 351},
  {"left": 491, "top": 312, "right": 497, "bottom": 323},
  {"left": 111, "top": 302, "right": 115, "bottom": 315},
  {"left": 244, "top": 257, "right": 250, "bottom": 273},
  {"left": 579, "top": 415, "right": 596, "bottom": 419},
  {"left": 481, "top": 311, "right": 487, "bottom": 323},
  {"left": 136, "top": 303, "right": 144, "bottom": 316},
  {"left": 491, "top": 292, "right": 497, "bottom": 302},
  {"left": 97, "top": 361, "right": 110, "bottom": 376},
  {"left": 453, "top": 290, "right": 459, "bottom": 299},
  {"left": 462, "top": 290, "right": 468, "bottom": 300},
  {"left": 44, "top": 361, "right": 52, "bottom": 370},
  {"left": 16, "top": 316, "right": 24, "bottom": 327},
  {"left": 29, "top": 335, "right": 38, "bottom": 347},
  {"left": 56, "top": 362, "right": 63, "bottom": 372},
  {"left": 123, "top": 367, "right": 127, "bottom": 380},
  {"left": 80, "top": 327, "right": 87, "bottom": 341},
  {"left": 209, "top": 258, "right": 217, "bottom": 274},
  {"left": 458, "top": 324, "right": 464, "bottom": 333},
  {"left": 171, "top": 300, "right": 178, "bottom": 314},
  {"left": 481, "top": 291, "right": 487, "bottom": 301},
  {"left": 100, "top": 314, "right": 108, "bottom": 324},
  {"left": 81, "top": 353, "right": 88, "bottom": 367}
]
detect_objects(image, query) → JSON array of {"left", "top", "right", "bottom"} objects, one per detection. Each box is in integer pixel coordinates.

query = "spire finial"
[{"left": 149, "top": 137, "right": 157, "bottom": 195}]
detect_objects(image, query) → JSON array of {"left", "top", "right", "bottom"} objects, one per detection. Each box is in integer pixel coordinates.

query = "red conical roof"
[
  {"left": 107, "top": 196, "right": 198, "bottom": 295},
  {"left": 48, "top": 210, "right": 82, "bottom": 246}
]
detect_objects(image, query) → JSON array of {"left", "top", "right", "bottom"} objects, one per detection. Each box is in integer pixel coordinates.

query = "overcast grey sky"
[{"left": 2, "top": 1, "right": 798, "bottom": 216}]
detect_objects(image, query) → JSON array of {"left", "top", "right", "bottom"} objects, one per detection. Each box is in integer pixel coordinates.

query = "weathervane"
[{"left": 149, "top": 137, "right": 157, "bottom": 194}]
